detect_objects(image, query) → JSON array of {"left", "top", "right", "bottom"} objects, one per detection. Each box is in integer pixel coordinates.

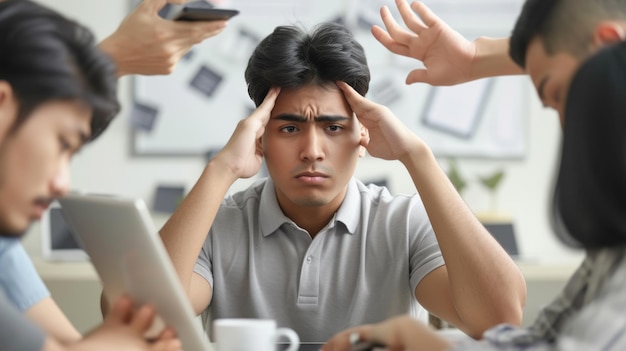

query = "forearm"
[
  {"left": 159, "top": 160, "right": 237, "bottom": 292},
  {"left": 403, "top": 145, "right": 525, "bottom": 333},
  {"left": 397, "top": 318, "right": 452, "bottom": 351},
  {"left": 25, "top": 297, "right": 81, "bottom": 346},
  {"left": 470, "top": 37, "right": 525, "bottom": 81}
]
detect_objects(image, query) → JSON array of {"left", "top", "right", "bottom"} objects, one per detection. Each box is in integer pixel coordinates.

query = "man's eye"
[
  {"left": 280, "top": 126, "right": 297, "bottom": 133},
  {"left": 59, "top": 138, "right": 72, "bottom": 151},
  {"left": 327, "top": 125, "right": 343, "bottom": 132}
]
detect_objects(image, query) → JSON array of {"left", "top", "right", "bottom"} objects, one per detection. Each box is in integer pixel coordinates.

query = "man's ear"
[
  {"left": 358, "top": 124, "right": 369, "bottom": 157},
  {"left": 0, "top": 81, "right": 17, "bottom": 141},
  {"left": 0, "top": 81, "right": 13, "bottom": 105},
  {"left": 593, "top": 22, "right": 626, "bottom": 48}
]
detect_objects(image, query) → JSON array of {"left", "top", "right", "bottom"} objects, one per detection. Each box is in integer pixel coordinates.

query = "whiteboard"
[{"left": 130, "top": 0, "right": 527, "bottom": 158}]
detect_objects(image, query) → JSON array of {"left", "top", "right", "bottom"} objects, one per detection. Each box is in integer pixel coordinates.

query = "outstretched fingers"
[
  {"left": 396, "top": 0, "right": 427, "bottom": 34},
  {"left": 410, "top": 1, "right": 441, "bottom": 28}
]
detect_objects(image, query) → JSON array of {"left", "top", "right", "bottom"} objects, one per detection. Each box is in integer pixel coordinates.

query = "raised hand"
[
  {"left": 372, "top": 0, "right": 477, "bottom": 86},
  {"left": 99, "top": 0, "right": 228, "bottom": 76},
  {"left": 336, "top": 81, "right": 423, "bottom": 164},
  {"left": 212, "top": 88, "right": 281, "bottom": 180}
]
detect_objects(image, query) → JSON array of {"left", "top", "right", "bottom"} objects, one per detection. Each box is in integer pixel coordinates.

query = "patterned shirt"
[{"left": 452, "top": 247, "right": 626, "bottom": 351}]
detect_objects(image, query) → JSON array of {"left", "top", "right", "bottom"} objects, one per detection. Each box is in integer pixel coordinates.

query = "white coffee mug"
[{"left": 214, "top": 318, "right": 300, "bottom": 351}]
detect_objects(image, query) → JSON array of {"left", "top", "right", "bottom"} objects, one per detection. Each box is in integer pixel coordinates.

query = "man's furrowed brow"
[
  {"left": 314, "top": 115, "right": 349, "bottom": 122},
  {"left": 274, "top": 114, "right": 307, "bottom": 122},
  {"left": 273, "top": 114, "right": 350, "bottom": 122}
]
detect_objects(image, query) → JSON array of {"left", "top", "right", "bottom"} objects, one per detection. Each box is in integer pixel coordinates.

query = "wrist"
[
  {"left": 399, "top": 138, "right": 432, "bottom": 169},
  {"left": 98, "top": 35, "right": 127, "bottom": 78},
  {"left": 471, "top": 37, "right": 523, "bottom": 80},
  {"left": 206, "top": 155, "right": 240, "bottom": 184}
]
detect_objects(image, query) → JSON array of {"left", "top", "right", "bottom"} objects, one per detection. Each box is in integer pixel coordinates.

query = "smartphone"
[
  {"left": 167, "top": 7, "right": 239, "bottom": 22},
  {"left": 349, "top": 341, "right": 386, "bottom": 351}
]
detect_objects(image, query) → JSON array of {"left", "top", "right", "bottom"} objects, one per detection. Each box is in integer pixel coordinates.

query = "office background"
[{"left": 21, "top": 0, "right": 583, "bottom": 335}]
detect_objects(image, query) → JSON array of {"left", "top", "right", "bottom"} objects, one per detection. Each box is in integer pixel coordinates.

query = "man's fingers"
[
  {"left": 380, "top": 6, "right": 414, "bottom": 46},
  {"left": 151, "top": 339, "right": 183, "bottom": 351},
  {"left": 108, "top": 296, "right": 134, "bottom": 324},
  {"left": 152, "top": 328, "right": 182, "bottom": 351},
  {"left": 371, "top": 25, "right": 410, "bottom": 57},
  {"left": 157, "top": 327, "right": 178, "bottom": 340},
  {"left": 257, "top": 87, "right": 281, "bottom": 115},
  {"left": 336, "top": 81, "right": 377, "bottom": 117},
  {"left": 405, "top": 69, "right": 429, "bottom": 85},
  {"left": 395, "top": 0, "right": 427, "bottom": 35},
  {"left": 411, "top": 1, "right": 440, "bottom": 28},
  {"left": 336, "top": 81, "right": 362, "bottom": 107},
  {"left": 130, "top": 305, "right": 157, "bottom": 333},
  {"left": 246, "top": 87, "right": 280, "bottom": 139}
]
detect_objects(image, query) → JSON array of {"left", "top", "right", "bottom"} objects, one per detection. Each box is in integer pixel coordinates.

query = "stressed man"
[{"left": 160, "top": 23, "right": 525, "bottom": 342}]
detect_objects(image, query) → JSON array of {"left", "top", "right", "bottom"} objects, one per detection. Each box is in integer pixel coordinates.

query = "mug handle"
[{"left": 275, "top": 327, "right": 300, "bottom": 351}]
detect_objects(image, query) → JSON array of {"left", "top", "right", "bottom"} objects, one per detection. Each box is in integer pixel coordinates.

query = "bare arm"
[
  {"left": 25, "top": 297, "right": 81, "bottom": 346},
  {"left": 372, "top": 0, "right": 523, "bottom": 86},
  {"left": 159, "top": 88, "right": 280, "bottom": 314},
  {"left": 405, "top": 148, "right": 525, "bottom": 338},
  {"left": 98, "top": 0, "right": 227, "bottom": 77},
  {"left": 337, "top": 81, "right": 525, "bottom": 339}
]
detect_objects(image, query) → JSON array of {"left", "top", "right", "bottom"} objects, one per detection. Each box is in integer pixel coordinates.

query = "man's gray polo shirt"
[{"left": 194, "top": 178, "right": 444, "bottom": 341}]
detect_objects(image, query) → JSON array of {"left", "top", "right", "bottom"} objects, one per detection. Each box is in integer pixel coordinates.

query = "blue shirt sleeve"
[
  {"left": 0, "top": 237, "right": 50, "bottom": 311},
  {"left": 0, "top": 288, "right": 46, "bottom": 351}
]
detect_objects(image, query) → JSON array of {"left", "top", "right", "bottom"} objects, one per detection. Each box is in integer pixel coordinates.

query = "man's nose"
[
  {"left": 299, "top": 128, "right": 325, "bottom": 161},
  {"left": 50, "top": 162, "right": 71, "bottom": 197}
]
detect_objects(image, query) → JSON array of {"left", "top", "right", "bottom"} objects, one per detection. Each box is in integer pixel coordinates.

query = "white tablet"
[
  {"left": 57, "top": 193, "right": 212, "bottom": 351},
  {"left": 40, "top": 201, "right": 88, "bottom": 261}
]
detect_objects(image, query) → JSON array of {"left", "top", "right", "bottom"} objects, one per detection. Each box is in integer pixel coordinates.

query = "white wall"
[{"left": 22, "top": 0, "right": 584, "bottom": 266}]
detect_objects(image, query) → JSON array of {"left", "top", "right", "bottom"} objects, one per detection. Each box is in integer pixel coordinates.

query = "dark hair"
[
  {"left": 510, "top": 0, "right": 626, "bottom": 68},
  {"left": 245, "top": 23, "right": 370, "bottom": 106},
  {"left": 552, "top": 41, "right": 626, "bottom": 248},
  {"left": 0, "top": 0, "right": 119, "bottom": 141}
]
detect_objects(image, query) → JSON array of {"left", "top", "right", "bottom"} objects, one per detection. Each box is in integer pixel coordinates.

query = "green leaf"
[
  {"left": 479, "top": 170, "right": 505, "bottom": 191},
  {"left": 446, "top": 158, "right": 467, "bottom": 194}
]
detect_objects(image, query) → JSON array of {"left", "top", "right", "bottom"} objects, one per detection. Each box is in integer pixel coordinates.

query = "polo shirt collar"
[
  {"left": 259, "top": 178, "right": 361, "bottom": 237},
  {"left": 259, "top": 179, "right": 293, "bottom": 237},
  {"left": 334, "top": 178, "right": 360, "bottom": 234}
]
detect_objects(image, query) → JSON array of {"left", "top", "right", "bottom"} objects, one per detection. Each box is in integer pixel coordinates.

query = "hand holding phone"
[{"left": 166, "top": 6, "right": 239, "bottom": 22}]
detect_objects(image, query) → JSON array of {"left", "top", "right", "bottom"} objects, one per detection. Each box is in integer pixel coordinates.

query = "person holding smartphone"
[{"left": 99, "top": 0, "right": 229, "bottom": 76}]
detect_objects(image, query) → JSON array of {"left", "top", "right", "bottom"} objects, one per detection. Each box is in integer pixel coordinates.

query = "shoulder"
[
  {"left": 353, "top": 179, "right": 423, "bottom": 208},
  {"left": 222, "top": 178, "right": 268, "bottom": 208},
  {"left": 349, "top": 179, "right": 429, "bottom": 231},
  {"left": 0, "top": 237, "right": 28, "bottom": 262}
]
